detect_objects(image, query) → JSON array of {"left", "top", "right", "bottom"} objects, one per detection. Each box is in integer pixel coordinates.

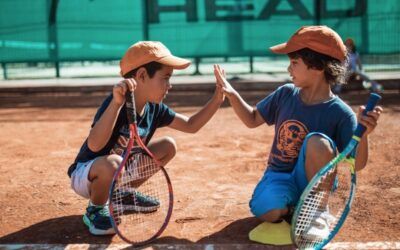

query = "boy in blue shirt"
[
  {"left": 68, "top": 41, "right": 224, "bottom": 235},
  {"left": 214, "top": 26, "right": 382, "bottom": 239}
]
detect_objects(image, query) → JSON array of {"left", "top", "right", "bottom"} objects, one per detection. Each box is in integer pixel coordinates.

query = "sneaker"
[
  {"left": 371, "top": 82, "right": 384, "bottom": 93},
  {"left": 362, "top": 80, "right": 372, "bottom": 90},
  {"left": 305, "top": 210, "right": 335, "bottom": 241},
  {"left": 83, "top": 204, "right": 116, "bottom": 235},
  {"left": 118, "top": 189, "right": 160, "bottom": 213}
]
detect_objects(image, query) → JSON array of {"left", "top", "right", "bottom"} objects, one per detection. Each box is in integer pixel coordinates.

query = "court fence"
[{"left": 1, "top": 0, "right": 399, "bottom": 79}]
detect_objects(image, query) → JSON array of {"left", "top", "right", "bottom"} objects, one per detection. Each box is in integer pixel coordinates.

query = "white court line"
[
  {"left": 327, "top": 241, "right": 400, "bottom": 249},
  {"left": 1, "top": 242, "right": 400, "bottom": 249}
]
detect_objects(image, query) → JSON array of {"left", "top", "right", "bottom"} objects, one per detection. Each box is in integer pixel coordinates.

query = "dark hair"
[
  {"left": 288, "top": 48, "right": 347, "bottom": 85},
  {"left": 123, "top": 61, "right": 163, "bottom": 79},
  {"left": 345, "top": 38, "right": 357, "bottom": 53}
]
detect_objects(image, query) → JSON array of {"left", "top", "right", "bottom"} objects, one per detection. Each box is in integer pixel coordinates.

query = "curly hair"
[{"left": 288, "top": 48, "right": 348, "bottom": 86}]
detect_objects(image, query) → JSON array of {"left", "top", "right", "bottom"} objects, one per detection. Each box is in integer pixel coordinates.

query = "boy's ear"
[{"left": 136, "top": 67, "right": 147, "bottom": 82}]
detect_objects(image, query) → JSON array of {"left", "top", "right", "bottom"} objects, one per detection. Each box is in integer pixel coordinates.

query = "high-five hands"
[
  {"left": 213, "top": 64, "right": 238, "bottom": 99},
  {"left": 214, "top": 74, "right": 226, "bottom": 103}
]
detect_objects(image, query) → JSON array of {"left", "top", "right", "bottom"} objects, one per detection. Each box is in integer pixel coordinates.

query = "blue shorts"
[{"left": 249, "top": 132, "right": 336, "bottom": 217}]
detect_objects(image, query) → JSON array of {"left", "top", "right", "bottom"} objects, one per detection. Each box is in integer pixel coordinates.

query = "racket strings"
[
  {"left": 295, "top": 161, "right": 353, "bottom": 249},
  {"left": 111, "top": 152, "right": 171, "bottom": 243}
]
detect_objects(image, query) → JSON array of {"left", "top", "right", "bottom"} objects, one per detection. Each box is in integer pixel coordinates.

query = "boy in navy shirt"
[
  {"left": 68, "top": 41, "right": 224, "bottom": 235},
  {"left": 214, "top": 26, "right": 382, "bottom": 240}
]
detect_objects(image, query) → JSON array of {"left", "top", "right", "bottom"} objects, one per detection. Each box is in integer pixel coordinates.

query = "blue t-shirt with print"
[
  {"left": 256, "top": 84, "right": 357, "bottom": 172},
  {"left": 67, "top": 94, "right": 176, "bottom": 177}
]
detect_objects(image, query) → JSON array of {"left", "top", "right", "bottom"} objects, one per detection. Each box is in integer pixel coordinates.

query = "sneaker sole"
[
  {"left": 123, "top": 204, "right": 160, "bottom": 213},
  {"left": 83, "top": 214, "right": 116, "bottom": 235}
]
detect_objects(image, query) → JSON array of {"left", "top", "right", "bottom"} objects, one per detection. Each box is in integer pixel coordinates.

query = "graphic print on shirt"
[
  {"left": 110, "top": 125, "right": 148, "bottom": 156},
  {"left": 274, "top": 120, "right": 308, "bottom": 163}
]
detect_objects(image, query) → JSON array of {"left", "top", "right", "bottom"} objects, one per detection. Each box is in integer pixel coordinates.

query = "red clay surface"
[{"left": 0, "top": 91, "right": 399, "bottom": 245}]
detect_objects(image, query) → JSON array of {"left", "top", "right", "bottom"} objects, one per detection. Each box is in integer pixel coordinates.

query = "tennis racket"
[
  {"left": 109, "top": 90, "right": 173, "bottom": 246},
  {"left": 291, "top": 93, "right": 381, "bottom": 250}
]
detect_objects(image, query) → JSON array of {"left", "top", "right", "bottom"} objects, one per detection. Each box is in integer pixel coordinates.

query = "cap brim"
[
  {"left": 157, "top": 55, "right": 191, "bottom": 70},
  {"left": 269, "top": 42, "right": 303, "bottom": 54}
]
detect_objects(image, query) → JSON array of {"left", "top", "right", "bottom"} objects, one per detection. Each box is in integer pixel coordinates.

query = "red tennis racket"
[{"left": 109, "top": 90, "right": 173, "bottom": 245}]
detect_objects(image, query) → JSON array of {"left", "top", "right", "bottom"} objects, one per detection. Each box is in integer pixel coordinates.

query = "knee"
[
  {"left": 101, "top": 154, "right": 123, "bottom": 178},
  {"left": 259, "top": 209, "right": 285, "bottom": 223},
  {"left": 250, "top": 198, "right": 284, "bottom": 223},
  {"left": 105, "top": 154, "right": 123, "bottom": 169},
  {"left": 306, "top": 135, "right": 335, "bottom": 160},
  {"left": 162, "top": 136, "right": 177, "bottom": 157},
  {"left": 90, "top": 154, "right": 122, "bottom": 181}
]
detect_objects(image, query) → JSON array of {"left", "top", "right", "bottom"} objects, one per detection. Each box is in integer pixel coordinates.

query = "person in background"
[{"left": 334, "top": 38, "right": 383, "bottom": 93}]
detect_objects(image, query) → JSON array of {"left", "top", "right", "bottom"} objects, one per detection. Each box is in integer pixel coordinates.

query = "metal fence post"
[
  {"left": 2, "top": 63, "right": 7, "bottom": 80},
  {"left": 193, "top": 57, "right": 201, "bottom": 75},
  {"left": 48, "top": 0, "right": 60, "bottom": 78},
  {"left": 249, "top": 56, "right": 254, "bottom": 73},
  {"left": 142, "top": 0, "right": 149, "bottom": 40},
  {"left": 55, "top": 61, "right": 60, "bottom": 78}
]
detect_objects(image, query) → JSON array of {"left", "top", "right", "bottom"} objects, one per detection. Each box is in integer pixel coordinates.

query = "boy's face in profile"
[
  {"left": 287, "top": 57, "right": 320, "bottom": 88},
  {"left": 145, "top": 65, "right": 174, "bottom": 103}
]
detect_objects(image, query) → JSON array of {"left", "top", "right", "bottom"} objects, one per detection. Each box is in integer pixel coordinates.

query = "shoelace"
[
  {"left": 135, "top": 191, "right": 159, "bottom": 203},
  {"left": 95, "top": 205, "right": 111, "bottom": 217}
]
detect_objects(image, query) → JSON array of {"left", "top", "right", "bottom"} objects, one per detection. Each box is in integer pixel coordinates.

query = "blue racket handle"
[{"left": 354, "top": 93, "right": 381, "bottom": 138}]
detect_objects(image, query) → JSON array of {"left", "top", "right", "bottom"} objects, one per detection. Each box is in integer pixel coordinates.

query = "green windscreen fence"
[{"left": 0, "top": 0, "right": 399, "bottom": 63}]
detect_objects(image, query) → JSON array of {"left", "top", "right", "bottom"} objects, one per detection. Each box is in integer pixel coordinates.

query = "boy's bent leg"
[
  {"left": 88, "top": 154, "right": 122, "bottom": 205},
  {"left": 304, "top": 134, "right": 335, "bottom": 182},
  {"left": 291, "top": 133, "right": 337, "bottom": 240},
  {"left": 250, "top": 171, "right": 297, "bottom": 223},
  {"left": 71, "top": 154, "right": 122, "bottom": 236},
  {"left": 147, "top": 136, "right": 177, "bottom": 166},
  {"left": 115, "top": 137, "right": 176, "bottom": 214},
  {"left": 293, "top": 132, "right": 337, "bottom": 192}
]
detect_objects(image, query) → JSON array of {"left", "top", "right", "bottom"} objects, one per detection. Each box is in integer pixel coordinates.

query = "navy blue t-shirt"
[
  {"left": 256, "top": 84, "right": 357, "bottom": 172},
  {"left": 67, "top": 94, "right": 176, "bottom": 177}
]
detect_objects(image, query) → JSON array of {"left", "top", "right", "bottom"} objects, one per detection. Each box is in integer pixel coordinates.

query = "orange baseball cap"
[
  {"left": 270, "top": 26, "right": 347, "bottom": 62},
  {"left": 120, "top": 41, "right": 191, "bottom": 76}
]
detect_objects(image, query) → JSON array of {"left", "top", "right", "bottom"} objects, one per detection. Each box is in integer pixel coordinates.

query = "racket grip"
[
  {"left": 125, "top": 90, "right": 137, "bottom": 124},
  {"left": 354, "top": 93, "right": 381, "bottom": 138}
]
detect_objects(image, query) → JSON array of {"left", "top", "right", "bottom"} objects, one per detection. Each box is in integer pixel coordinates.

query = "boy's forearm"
[
  {"left": 88, "top": 99, "right": 122, "bottom": 151},
  {"left": 354, "top": 136, "right": 369, "bottom": 171},
  {"left": 228, "top": 92, "right": 257, "bottom": 128},
  {"left": 186, "top": 93, "right": 223, "bottom": 133}
]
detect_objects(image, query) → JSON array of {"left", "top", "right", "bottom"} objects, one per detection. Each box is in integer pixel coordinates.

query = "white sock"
[{"left": 89, "top": 200, "right": 108, "bottom": 207}]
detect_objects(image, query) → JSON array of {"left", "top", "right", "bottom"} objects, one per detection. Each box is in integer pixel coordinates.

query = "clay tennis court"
[{"left": 0, "top": 89, "right": 399, "bottom": 247}]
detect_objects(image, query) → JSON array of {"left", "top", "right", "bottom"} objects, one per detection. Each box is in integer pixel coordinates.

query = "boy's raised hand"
[
  {"left": 214, "top": 83, "right": 225, "bottom": 103},
  {"left": 213, "top": 64, "right": 237, "bottom": 99},
  {"left": 357, "top": 105, "right": 383, "bottom": 137},
  {"left": 113, "top": 78, "right": 137, "bottom": 106}
]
